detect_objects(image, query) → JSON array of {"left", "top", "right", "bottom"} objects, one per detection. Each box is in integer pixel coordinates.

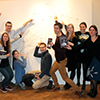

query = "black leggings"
[{"left": 77, "top": 63, "right": 88, "bottom": 85}]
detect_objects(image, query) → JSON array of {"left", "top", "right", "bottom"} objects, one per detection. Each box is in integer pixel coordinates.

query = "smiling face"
[
  {"left": 67, "top": 24, "right": 74, "bottom": 35},
  {"left": 54, "top": 25, "right": 61, "bottom": 35},
  {"left": 39, "top": 44, "right": 46, "bottom": 53},
  {"left": 3, "top": 33, "right": 9, "bottom": 42},
  {"left": 14, "top": 51, "right": 19, "bottom": 60},
  {"left": 89, "top": 27, "right": 98, "bottom": 37},
  {"left": 5, "top": 23, "right": 12, "bottom": 33},
  {"left": 79, "top": 24, "right": 87, "bottom": 34}
]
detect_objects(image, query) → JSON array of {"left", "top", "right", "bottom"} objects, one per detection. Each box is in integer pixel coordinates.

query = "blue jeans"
[{"left": 0, "top": 66, "right": 13, "bottom": 88}]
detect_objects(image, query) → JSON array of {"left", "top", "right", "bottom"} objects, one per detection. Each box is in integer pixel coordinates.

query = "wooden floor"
[{"left": 0, "top": 84, "right": 100, "bottom": 100}]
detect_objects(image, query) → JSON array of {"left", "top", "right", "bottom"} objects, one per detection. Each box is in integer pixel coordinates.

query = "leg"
[
  {"left": 87, "top": 79, "right": 98, "bottom": 98},
  {"left": 0, "top": 67, "right": 11, "bottom": 88},
  {"left": 4, "top": 66, "right": 13, "bottom": 87},
  {"left": 58, "top": 59, "right": 81, "bottom": 91},
  {"left": 32, "top": 75, "right": 50, "bottom": 89},
  {"left": 77, "top": 63, "right": 81, "bottom": 86},
  {"left": 64, "top": 70, "right": 75, "bottom": 90},
  {"left": 82, "top": 63, "right": 87, "bottom": 90},
  {"left": 49, "top": 61, "right": 59, "bottom": 87},
  {"left": 0, "top": 73, "right": 2, "bottom": 82}
]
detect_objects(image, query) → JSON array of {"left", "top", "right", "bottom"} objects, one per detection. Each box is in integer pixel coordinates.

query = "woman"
[
  {"left": 67, "top": 25, "right": 100, "bottom": 98},
  {"left": 0, "top": 32, "right": 13, "bottom": 93},
  {"left": 12, "top": 50, "right": 27, "bottom": 90},
  {"left": 75, "top": 22, "right": 90, "bottom": 90},
  {"left": 64, "top": 24, "right": 78, "bottom": 90}
]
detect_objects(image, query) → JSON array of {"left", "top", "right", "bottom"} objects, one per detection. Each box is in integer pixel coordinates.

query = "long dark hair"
[
  {"left": 12, "top": 50, "right": 18, "bottom": 70},
  {"left": 0, "top": 32, "right": 11, "bottom": 52}
]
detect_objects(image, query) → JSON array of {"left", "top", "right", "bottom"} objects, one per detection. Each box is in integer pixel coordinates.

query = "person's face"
[
  {"left": 54, "top": 25, "right": 61, "bottom": 35},
  {"left": 14, "top": 51, "right": 19, "bottom": 59},
  {"left": 3, "top": 34, "right": 9, "bottom": 42},
  {"left": 89, "top": 27, "right": 97, "bottom": 37},
  {"left": 5, "top": 23, "right": 12, "bottom": 32},
  {"left": 80, "top": 24, "right": 87, "bottom": 34},
  {"left": 39, "top": 44, "right": 46, "bottom": 53},
  {"left": 67, "top": 25, "right": 73, "bottom": 34}
]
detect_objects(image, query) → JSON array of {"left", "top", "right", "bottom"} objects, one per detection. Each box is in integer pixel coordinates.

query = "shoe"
[
  {"left": 0, "top": 87, "right": 7, "bottom": 93},
  {"left": 50, "top": 86, "right": 60, "bottom": 91},
  {"left": 5, "top": 86, "right": 13, "bottom": 91},
  {"left": 46, "top": 81, "right": 53, "bottom": 89},
  {"left": 87, "top": 90, "right": 98, "bottom": 98},
  {"left": 64, "top": 84, "right": 71, "bottom": 90},
  {"left": 19, "top": 83, "right": 26, "bottom": 90},
  {"left": 75, "top": 91, "right": 84, "bottom": 96},
  {"left": 63, "top": 82, "right": 68, "bottom": 88},
  {"left": 82, "top": 84, "right": 85, "bottom": 90}
]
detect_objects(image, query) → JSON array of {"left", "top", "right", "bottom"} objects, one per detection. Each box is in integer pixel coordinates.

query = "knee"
[{"left": 32, "top": 84, "right": 38, "bottom": 89}]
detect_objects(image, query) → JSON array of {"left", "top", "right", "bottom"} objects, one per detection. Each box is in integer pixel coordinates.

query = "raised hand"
[
  {"left": 24, "top": 54, "right": 27, "bottom": 59},
  {"left": 50, "top": 42, "right": 54, "bottom": 47},
  {"left": 20, "top": 53, "right": 23, "bottom": 57}
]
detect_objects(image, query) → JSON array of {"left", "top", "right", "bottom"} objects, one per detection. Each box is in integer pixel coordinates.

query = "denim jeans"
[{"left": 0, "top": 66, "right": 13, "bottom": 88}]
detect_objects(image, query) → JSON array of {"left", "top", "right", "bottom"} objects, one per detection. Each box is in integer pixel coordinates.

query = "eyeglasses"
[{"left": 6, "top": 25, "right": 12, "bottom": 27}]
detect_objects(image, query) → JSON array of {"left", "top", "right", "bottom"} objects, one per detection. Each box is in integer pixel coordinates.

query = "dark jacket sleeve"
[
  {"left": 33, "top": 46, "right": 42, "bottom": 58},
  {"left": 39, "top": 55, "right": 52, "bottom": 78},
  {"left": 73, "top": 40, "right": 86, "bottom": 51},
  {"left": 52, "top": 45, "right": 66, "bottom": 54}
]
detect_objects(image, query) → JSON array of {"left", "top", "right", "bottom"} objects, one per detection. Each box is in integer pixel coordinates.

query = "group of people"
[{"left": 0, "top": 13, "right": 100, "bottom": 98}]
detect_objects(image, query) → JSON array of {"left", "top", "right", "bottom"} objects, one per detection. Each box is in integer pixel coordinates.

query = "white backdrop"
[{"left": 0, "top": 0, "right": 92, "bottom": 84}]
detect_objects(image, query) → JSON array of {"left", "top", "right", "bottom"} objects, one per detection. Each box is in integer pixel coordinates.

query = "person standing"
[
  {"left": 75, "top": 22, "right": 90, "bottom": 90},
  {"left": 64, "top": 24, "right": 78, "bottom": 90},
  {"left": 49, "top": 23, "right": 83, "bottom": 96}
]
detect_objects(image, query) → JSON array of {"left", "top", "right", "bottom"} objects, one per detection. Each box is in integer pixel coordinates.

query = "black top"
[
  {"left": 66, "top": 37, "right": 78, "bottom": 71},
  {"left": 75, "top": 31, "right": 90, "bottom": 63},
  {"left": 73, "top": 36, "right": 100, "bottom": 66},
  {"left": 52, "top": 32, "right": 67, "bottom": 62},
  {"left": 0, "top": 45, "right": 10, "bottom": 68},
  {"left": 34, "top": 46, "right": 52, "bottom": 78}
]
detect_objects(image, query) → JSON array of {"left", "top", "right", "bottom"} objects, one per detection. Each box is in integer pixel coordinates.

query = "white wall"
[{"left": 0, "top": 0, "right": 92, "bottom": 84}]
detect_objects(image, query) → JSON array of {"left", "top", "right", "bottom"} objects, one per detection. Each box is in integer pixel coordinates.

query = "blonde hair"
[{"left": 66, "top": 24, "right": 76, "bottom": 41}]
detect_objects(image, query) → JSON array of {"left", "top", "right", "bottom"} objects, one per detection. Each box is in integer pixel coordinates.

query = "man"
[
  {"left": 0, "top": 19, "right": 33, "bottom": 82},
  {"left": 28, "top": 42, "right": 52, "bottom": 89},
  {"left": 49, "top": 23, "right": 84, "bottom": 96}
]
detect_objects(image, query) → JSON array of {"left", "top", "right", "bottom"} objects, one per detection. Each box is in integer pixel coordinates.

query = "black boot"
[
  {"left": 46, "top": 80, "right": 53, "bottom": 89},
  {"left": 64, "top": 84, "right": 71, "bottom": 90},
  {"left": 91, "top": 90, "right": 98, "bottom": 98},
  {"left": 63, "top": 82, "right": 68, "bottom": 88},
  {"left": 87, "top": 89, "right": 94, "bottom": 96},
  {"left": 87, "top": 90, "right": 98, "bottom": 98}
]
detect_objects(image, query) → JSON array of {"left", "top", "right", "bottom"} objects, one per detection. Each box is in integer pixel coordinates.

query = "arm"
[
  {"left": 10, "top": 32, "right": 24, "bottom": 44},
  {"left": 52, "top": 45, "right": 66, "bottom": 54},
  {"left": 13, "top": 19, "right": 33, "bottom": 37},
  {"left": 39, "top": 55, "right": 52, "bottom": 78},
  {"left": 33, "top": 46, "right": 42, "bottom": 57},
  {"left": 14, "top": 56, "right": 26, "bottom": 68}
]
